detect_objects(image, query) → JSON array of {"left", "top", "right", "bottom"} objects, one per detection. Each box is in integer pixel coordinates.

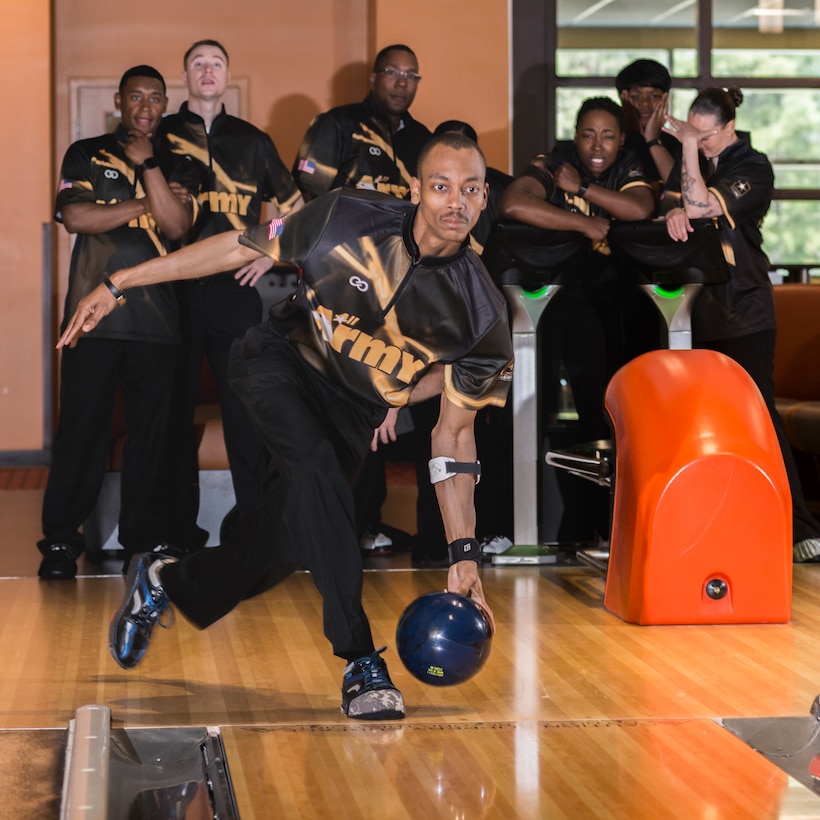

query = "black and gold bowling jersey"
[
  {"left": 55, "top": 124, "right": 199, "bottom": 342},
  {"left": 292, "top": 93, "right": 432, "bottom": 201},
  {"left": 520, "top": 141, "right": 651, "bottom": 219},
  {"left": 239, "top": 189, "right": 513, "bottom": 411},
  {"left": 158, "top": 102, "right": 301, "bottom": 243},
  {"left": 661, "top": 132, "right": 776, "bottom": 341},
  {"left": 518, "top": 142, "right": 651, "bottom": 263}
]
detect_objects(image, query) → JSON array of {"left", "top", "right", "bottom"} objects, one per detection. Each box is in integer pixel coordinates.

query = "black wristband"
[
  {"left": 577, "top": 182, "right": 589, "bottom": 197},
  {"left": 102, "top": 276, "right": 126, "bottom": 306},
  {"left": 448, "top": 537, "right": 481, "bottom": 565},
  {"left": 645, "top": 138, "right": 662, "bottom": 148}
]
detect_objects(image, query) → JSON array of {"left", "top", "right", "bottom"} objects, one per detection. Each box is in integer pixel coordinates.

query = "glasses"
[{"left": 377, "top": 68, "right": 422, "bottom": 83}]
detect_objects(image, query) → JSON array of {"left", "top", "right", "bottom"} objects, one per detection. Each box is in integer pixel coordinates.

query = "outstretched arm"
[
  {"left": 431, "top": 394, "right": 495, "bottom": 630},
  {"left": 57, "top": 230, "right": 259, "bottom": 348}
]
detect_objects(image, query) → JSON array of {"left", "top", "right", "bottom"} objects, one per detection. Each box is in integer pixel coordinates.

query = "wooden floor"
[{"left": 3, "top": 487, "right": 820, "bottom": 817}]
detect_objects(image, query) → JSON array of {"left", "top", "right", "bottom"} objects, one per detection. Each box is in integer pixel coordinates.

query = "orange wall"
[
  {"left": 373, "top": 0, "right": 510, "bottom": 172},
  {"left": 0, "top": 1, "right": 51, "bottom": 452},
  {"left": 1, "top": 0, "right": 510, "bottom": 453}
]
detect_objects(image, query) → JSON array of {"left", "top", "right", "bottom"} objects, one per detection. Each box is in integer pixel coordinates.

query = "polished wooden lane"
[
  {"left": 3, "top": 488, "right": 820, "bottom": 816},
  {"left": 5, "top": 568, "right": 820, "bottom": 728},
  {"left": 222, "top": 719, "right": 820, "bottom": 819}
]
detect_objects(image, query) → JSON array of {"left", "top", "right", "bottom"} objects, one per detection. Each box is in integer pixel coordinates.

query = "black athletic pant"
[
  {"left": 165, "top": 277, "right": 269, "bottom": 547},
  {"left": 699, "top": 330, "right": 820, "bottom": 544},
  {"left": 161, "top": 334, "right": 386, "bottom": 661},
  {"left": 40, "top": 338, "right": 176, "bottom": 557}
]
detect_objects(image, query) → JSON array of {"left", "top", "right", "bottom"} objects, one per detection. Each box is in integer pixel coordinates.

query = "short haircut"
[
  {"left": 576, "top": 97, "right": 624, "bottom": 132},
  {"left": 615, "top": 59, "right": 671, "bottom": 94},
  {"left": 183, "top": 39, "right": 229, "bottom": 69},
  {"left": 416, "top": 132, "right": 486, "bottom": 177},
  {"left": 372, "top": 44, "right": 417, "bottom": 72},
  {"left": 118, "top": 65, "right": 166, "bottom": 96},
  {"left": 433, "top": 120, "right": 479, "bottom": 144}
]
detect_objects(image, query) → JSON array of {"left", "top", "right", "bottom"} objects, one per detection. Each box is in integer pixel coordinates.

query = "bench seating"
[{"left": 772, "top": 283, "right": 820, "bottom": 508}]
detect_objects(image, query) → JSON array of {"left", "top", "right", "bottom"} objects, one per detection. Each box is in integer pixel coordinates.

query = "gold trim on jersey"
[
  {"left": 709, "top": 187, "right": 736, "bottom": 231},
  {"left": 309, "top": 301, "right": 426, "bottom": 385},
  {"left": 443, "top": 364, "right": 510, "bottom": 410},
  {"left": 621, "top": 179, "right": 653, "bottom": 194},
  {"left": 92, "top": 151, "right": 132, "bottom": 181},
  {"left": 91, "top": 151, "right": 165, "bottom": 255},
  {"left": 166, "top": 134, "right": 257, "bottom": 230},
  {"left": 330, "top": 236, "right": 439, "bottom": 362},
  {"left": 352, "top": 125, "right": 413, "bottom": 197}
]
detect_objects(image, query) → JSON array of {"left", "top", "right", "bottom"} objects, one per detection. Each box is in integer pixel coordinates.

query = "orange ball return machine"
[{"left": 549, "top": 220, "right": 792, "bottom": 624}]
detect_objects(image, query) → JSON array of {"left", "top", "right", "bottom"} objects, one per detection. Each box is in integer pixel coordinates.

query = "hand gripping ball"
[{"left": 396, "top": 591, "right": 493, "bottom": 686}]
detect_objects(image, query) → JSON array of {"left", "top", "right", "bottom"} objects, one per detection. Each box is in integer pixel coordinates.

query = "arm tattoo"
[{"left": 681, "top": 168, "right": 710, "bottom": 212}]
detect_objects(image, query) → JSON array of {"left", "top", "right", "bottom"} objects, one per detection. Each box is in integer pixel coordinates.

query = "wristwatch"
[
  {"left": 138, "top": 156, "right": 159, "bottom": 172},
  {"left": 577, "top": 182, "right": 589, "bottom": 198},
  {"left": 102, "top": 277, "right": 126, "bottom": 306},
  {"left": 645, "top": 138, "right": 662, "bottom": 148}
]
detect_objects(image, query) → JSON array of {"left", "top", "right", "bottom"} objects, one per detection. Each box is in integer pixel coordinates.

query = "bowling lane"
[
  {"left": 4, "top": 568, "right": 820, "bottom": 731},
  {"left": 5, "top": 537, "right": 820, "bottom": 817},
  {"left": 221, "top": 718, "right": 810, "bottom": 818}
]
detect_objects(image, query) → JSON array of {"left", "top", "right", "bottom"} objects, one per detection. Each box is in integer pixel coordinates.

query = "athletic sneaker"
[
  {"left": 794, "top": 538, "right": 820, "bottom": 563},
  {"left": 480, "top": 534, "right": 513, "bottom": 558},
  {"left": 359, "top": 530, "right": 393, "bottom": 555},
  {"left": 38, "top": 543, "right": 79, "bottom": 580},
  {"left": 109, "top": 553, "right": 174, "bottom": 669},
  {"left": 121, "top": 543, "right": 188, "bottom": 575},
  {"left": 341, "top": 647, "right": 405, "bottom": 720}
]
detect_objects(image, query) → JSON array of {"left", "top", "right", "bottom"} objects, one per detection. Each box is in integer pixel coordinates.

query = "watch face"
[{"left": 142, "top": 156, "right": 159, "bottom": 170}]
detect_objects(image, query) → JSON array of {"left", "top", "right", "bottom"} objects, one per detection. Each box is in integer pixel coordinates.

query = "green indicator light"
[
  {"left": 522, "top": 285, "right": 549, "bottom": 300},
  {"left": 653, "top": 284, "right": 684, "bottom": 299}
]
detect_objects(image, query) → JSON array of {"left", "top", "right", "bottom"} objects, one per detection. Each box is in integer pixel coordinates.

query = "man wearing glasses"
[
  {"left": 293, "top": 44, "right": 431, "bottom": 202},
  {"left": 293, "top": 44, "right": 433, "bottom": 560}
]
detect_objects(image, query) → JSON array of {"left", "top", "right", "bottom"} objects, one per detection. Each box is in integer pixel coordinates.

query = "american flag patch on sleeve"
[
  {"left": 298, "top": 158, "right": 316, "bottom": 175},
  {"left": 58, "top": 179, "right": 73, "bottom": 192},
  {"left": 268, "top": 217, "right": 286, "bottom": 240}
]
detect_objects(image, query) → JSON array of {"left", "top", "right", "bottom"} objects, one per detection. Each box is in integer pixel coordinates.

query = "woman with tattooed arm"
[{"left": 662, "top": 86, "right": 820, "bottom": 563}]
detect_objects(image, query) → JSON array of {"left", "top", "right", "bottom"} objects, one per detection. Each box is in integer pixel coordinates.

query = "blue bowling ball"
[{"left": 396, "top": 591, "right": 493, "bottom": 686}]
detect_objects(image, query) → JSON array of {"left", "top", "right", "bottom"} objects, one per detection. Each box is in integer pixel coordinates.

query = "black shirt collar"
[{"left": 177, "top": 100, "right": 228, "bottom": 130}]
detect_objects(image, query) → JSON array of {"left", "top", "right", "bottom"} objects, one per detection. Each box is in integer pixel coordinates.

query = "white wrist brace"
[{"left": 428, "top": 457, "right": 481, "bottom": 485}]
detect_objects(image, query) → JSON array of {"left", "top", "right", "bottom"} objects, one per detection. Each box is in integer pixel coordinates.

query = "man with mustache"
[
  {"left": 293, "top": 44, "right": 431, "bottom": 202},
  {"left": 58, "top": 133, "right": 513, "bottom": 721}
]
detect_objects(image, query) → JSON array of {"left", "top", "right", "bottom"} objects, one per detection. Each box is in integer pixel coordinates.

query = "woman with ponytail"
[{"left": 662, "top": 87, "right": 820, "bottom": 562}]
